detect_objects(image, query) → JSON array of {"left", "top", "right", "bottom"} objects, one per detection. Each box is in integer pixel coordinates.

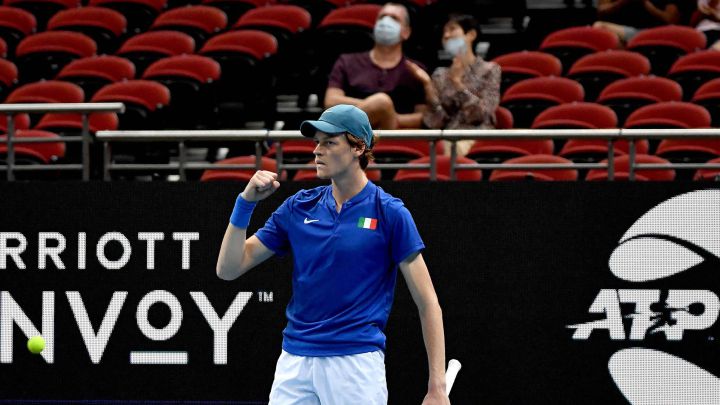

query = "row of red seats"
[
  {"left": 200, "top": 155, "right": 720, "bottom": 182},
  {"left": 3, "top": 98, "right": 717, "bottom": 170},
  {"left": 498, "top": 75, "right": 720, "bottom": 129},
  {"left": 538, "top": 25, "right": 708, "bottom": 76},
  {"left": 494, "top": 48, "right": 720, "bottom": 103}
]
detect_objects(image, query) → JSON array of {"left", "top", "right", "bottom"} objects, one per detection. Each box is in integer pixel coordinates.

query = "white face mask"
[
  {"left": 444, "top": 36, "right": 467, "bottom": 57},
  {"left": 374, "top": 16, "right": 402, "bottom": 46}
]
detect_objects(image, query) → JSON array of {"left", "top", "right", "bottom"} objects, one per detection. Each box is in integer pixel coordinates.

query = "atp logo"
[{"left": 567, "top": 189, "right": 720, "bottom": 404}]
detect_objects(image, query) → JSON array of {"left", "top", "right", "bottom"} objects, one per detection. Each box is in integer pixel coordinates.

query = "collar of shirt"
[{"left": 321, "top": 181, "right": 377, "bottom": 212}]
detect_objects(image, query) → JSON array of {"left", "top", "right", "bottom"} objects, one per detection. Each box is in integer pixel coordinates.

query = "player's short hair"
[{"left": 345, "top": 133, "right": 377, "bottom": 170}]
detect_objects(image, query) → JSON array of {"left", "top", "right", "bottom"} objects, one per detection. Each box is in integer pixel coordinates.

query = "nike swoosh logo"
[{"left": 304, "top": 218, "right": 319, "bottom": 224}]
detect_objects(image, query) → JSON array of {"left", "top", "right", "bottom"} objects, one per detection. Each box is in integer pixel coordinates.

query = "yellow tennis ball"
[{"left": 27, "top": 336, "right": 45, "bottom": 354}]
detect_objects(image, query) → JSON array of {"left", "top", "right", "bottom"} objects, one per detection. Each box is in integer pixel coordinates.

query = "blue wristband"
[{"left": 229, "top": 195, "right": 257, "bottom": 228}]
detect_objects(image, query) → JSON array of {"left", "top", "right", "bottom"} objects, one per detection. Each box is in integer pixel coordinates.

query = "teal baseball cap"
[{"left": 300, "top": 104, "right": 374, "bottom": 147}]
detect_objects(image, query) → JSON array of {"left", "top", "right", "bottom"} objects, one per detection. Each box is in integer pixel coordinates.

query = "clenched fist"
[{"left": 240, "top": 170, "right": 280, "bottom": 202}]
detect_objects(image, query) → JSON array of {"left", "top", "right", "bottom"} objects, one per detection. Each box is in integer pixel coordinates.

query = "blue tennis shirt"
[{"left": 254, "top": 181, "right": 425, "bottom": 356}]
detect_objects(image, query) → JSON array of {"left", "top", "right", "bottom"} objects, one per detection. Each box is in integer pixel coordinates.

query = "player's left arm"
[{"left": 400, "top": 252, "right": 451, "bottom": 405}]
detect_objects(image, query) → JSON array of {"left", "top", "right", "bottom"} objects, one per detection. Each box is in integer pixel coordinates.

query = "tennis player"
[{"left": 216, "top": 104, "right": 450, "bottom": 405}]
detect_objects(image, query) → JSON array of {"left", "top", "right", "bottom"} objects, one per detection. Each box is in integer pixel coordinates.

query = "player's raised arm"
[{"left": 216, "top": 170, "right": 280, "bottom": 281}]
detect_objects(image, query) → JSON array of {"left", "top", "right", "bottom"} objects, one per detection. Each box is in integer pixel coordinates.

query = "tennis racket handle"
[{"left": 445, "top": 359, "right": 462, "bottom": 394}]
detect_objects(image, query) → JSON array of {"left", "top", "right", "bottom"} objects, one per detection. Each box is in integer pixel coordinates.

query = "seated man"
[
  {"left": 324, "top": 2, "right": 427, "bottom": 129},
  {"left": 593, "top": 0, "right": 692, "bottom": 43}
]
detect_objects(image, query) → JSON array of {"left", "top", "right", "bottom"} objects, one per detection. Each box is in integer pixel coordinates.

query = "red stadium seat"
[
  {"left": 201, "top": 155, "right": 287, "bottom": 181},
  {"left": 5, "top": 0, "right": 80, "bottom": 30},
  {"left": 282, "top": 0, "right": 347, "bottom": 28},
  {"left": 627, "top": 25, "right": 706, "bottom": 75},
  {"left": 693, "top": 157, "right": 720, "bottom": 181},
  {"left": 6, "top": 80, "right": 84, "bottom": 103},
  {"left": 117, "top": 31, "right": 195, "bottom": 75},
  {"left": 466, "top": 137, "right": 555, "bottom": 165},
  {"left": 47, "top": 7, "right": 126, "bottom": 53},
  {"left": 200, "top": 0, "right": 272, "bottom": 26},
  {"left": 567, "top": 50, "right": 650, "bottom": 101},
  {"left": 234, "top": 4, "right": 311, "bottom": 37},
  {"left": 0, "top": 113, "right": 31, "bottom": 133},
  {"left": 393, "top": 156, "right": 482, "bottom": 181},
  {"left": 0, "top": 59, "right": 18, "bottom": 101},
  {"left": 91, "top": 80, "right": 170, "bottom": 129},
  {"left": 626, "top": 103, "right": 712, "bottom": 175},
  {"left": 530, "top": 102, "right": 645, "bottom": 162},
  {"left": 667, "top": 49, "right": 720, "bottom": 101},
  {"left": 492, "top": 51, "right": 562, "bottom": 93},
  {"left": 265, "top": 139, "right": 316, "bottom": 163},
  {"left": 15, "top": 31, "right": 96, "bottom": 83},
  {"left": 56, "top": 55, "right": 135, "bottom": 97},
  {"left": 200, "top": 30, "right": 278, "bottom": 127},
  {"left": 6, "top": 79, "right": 84, "bottom": 125},
  {"left": 0, "top": 6, "right": 35, "bottom": 56},
  {"left": 597, "top": 76, "right": 683, "bottom": 126},
  {"left": 489, "top": 154, "right": 578, "bottom": 181},
  {"left": 539, "top": 26, "right": 619, "bottom": 74},
  {"left": 142, "top": 54, "right": 221, "bottom": 128},
  {"left": 501, "top": 76, "right": 585, "bottom": 128},
  {"left": 34, "top": 111, "right": 117, "bottom": 165},
  {"left": 150, "top": 6, "right": 228, "bottom": 48},
  {"left": 200, "top": 29, "right": 276, "bottom": 59},
  {"left": 532, "top": 102, "right": 617, "bottom": 129},
  {"left": 373, "top": 138, "right": 444, "bottom": 161},
  {"left": 35, "top": 112, "right": 119, "bottom": 133},
  {"left": 625, "top": 101, "right": 711, "bottom": 129},
  {"left": 586, "top": 154, "right": 675, "bottom": 181},
  {"left": 494, "top": 106, "right": 513, "bottom": 129},
  {"left": 233, "top": 5, "right": 312, "bottom": 95},
  {"left": 645, "top": 103, "right": 717, "bottom": 167},
  {"left": 692, "top": 77, "right": 720, "bottom": 127},
  {"left": 143, "top": 54, "right": 220, "bottom": 84},
  {"left": 0, "top": 129, "right": 65, "bottom": 164},
  {"left": 89, "top": 0, "right": 167, "bottom": 33}
]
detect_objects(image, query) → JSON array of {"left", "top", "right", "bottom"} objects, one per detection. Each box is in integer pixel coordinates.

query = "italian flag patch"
[{"left": 357, "top": 217, "right": 378, "bottom": 230}]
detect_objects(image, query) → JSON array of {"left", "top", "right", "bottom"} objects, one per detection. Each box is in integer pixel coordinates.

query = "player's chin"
[{"left": 315, "top": 166, "right": 331, "bottom": 179}]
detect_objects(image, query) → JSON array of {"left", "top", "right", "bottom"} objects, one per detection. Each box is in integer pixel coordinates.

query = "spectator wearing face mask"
[
  {"left": 407, "top": 14, "right": 501, "bottom": 156},
  {"left": 324, "top": 3, "right": 427, "bottom": 129}
]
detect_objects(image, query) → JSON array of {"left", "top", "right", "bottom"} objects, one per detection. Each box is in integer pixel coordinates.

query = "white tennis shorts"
[{"left": 268, "top": 349, "right": 388, "bottom": 405}]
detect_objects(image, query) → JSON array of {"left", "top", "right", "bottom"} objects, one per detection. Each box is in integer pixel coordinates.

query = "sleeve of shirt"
[
  {"left": 422, "top": 68, "right": 450, "bottom": 129},
  {"left": 388, "top": 200, "right": 425, "bottom": 264},
  {"left": 327, "top": 55, "right": 348, "bottom": 90},
  {"left": 253, "top": 196, "right": 293, "bottom": 256}
]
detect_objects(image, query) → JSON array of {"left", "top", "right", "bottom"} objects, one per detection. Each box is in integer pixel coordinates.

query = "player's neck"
[{"left": 331, "top": 169, "right": 368, "bottom": 212}]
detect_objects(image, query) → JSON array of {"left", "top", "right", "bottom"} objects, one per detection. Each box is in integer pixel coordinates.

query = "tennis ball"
[{"left": 27, "top": 336, "right": 45, "bottom": 354}]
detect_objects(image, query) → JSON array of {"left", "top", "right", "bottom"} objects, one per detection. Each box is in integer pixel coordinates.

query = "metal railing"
[
  {"left": 95, "top": 128, "right": 720, "bottom": 181},
  {"left": 0, "top": 103, "right": 125, "bottom": 181}
]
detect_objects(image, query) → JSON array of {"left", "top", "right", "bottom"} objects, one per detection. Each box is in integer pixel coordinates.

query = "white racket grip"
[{"left": 445, "top": 359, "right": 462, "bottom": 394}]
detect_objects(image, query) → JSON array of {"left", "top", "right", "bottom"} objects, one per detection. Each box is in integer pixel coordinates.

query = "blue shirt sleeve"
[
  {"left": 254, "top": 196, "right": 293, "bottom": 256},
  {"left": 388, "top": 201, "right": 425, "bottom": 264}
]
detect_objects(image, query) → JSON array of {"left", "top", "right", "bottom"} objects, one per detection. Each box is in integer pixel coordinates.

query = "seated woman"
[{"left": 407, "top": 14, "right": 501, "bottom": 156}]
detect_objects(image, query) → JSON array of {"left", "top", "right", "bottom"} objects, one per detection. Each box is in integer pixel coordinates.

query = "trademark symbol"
[{"left": 258, "top": 291, "right": 273, "bottom": 303}]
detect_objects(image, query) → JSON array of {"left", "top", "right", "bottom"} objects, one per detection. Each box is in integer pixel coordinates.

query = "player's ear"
[{"left": 354, "top": 143, "right": 365, "bottom": 157}]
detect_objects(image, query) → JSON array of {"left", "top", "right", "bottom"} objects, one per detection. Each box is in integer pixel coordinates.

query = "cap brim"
[{"left": 300, "top": 120, "right": 346, "bottom": 137}]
